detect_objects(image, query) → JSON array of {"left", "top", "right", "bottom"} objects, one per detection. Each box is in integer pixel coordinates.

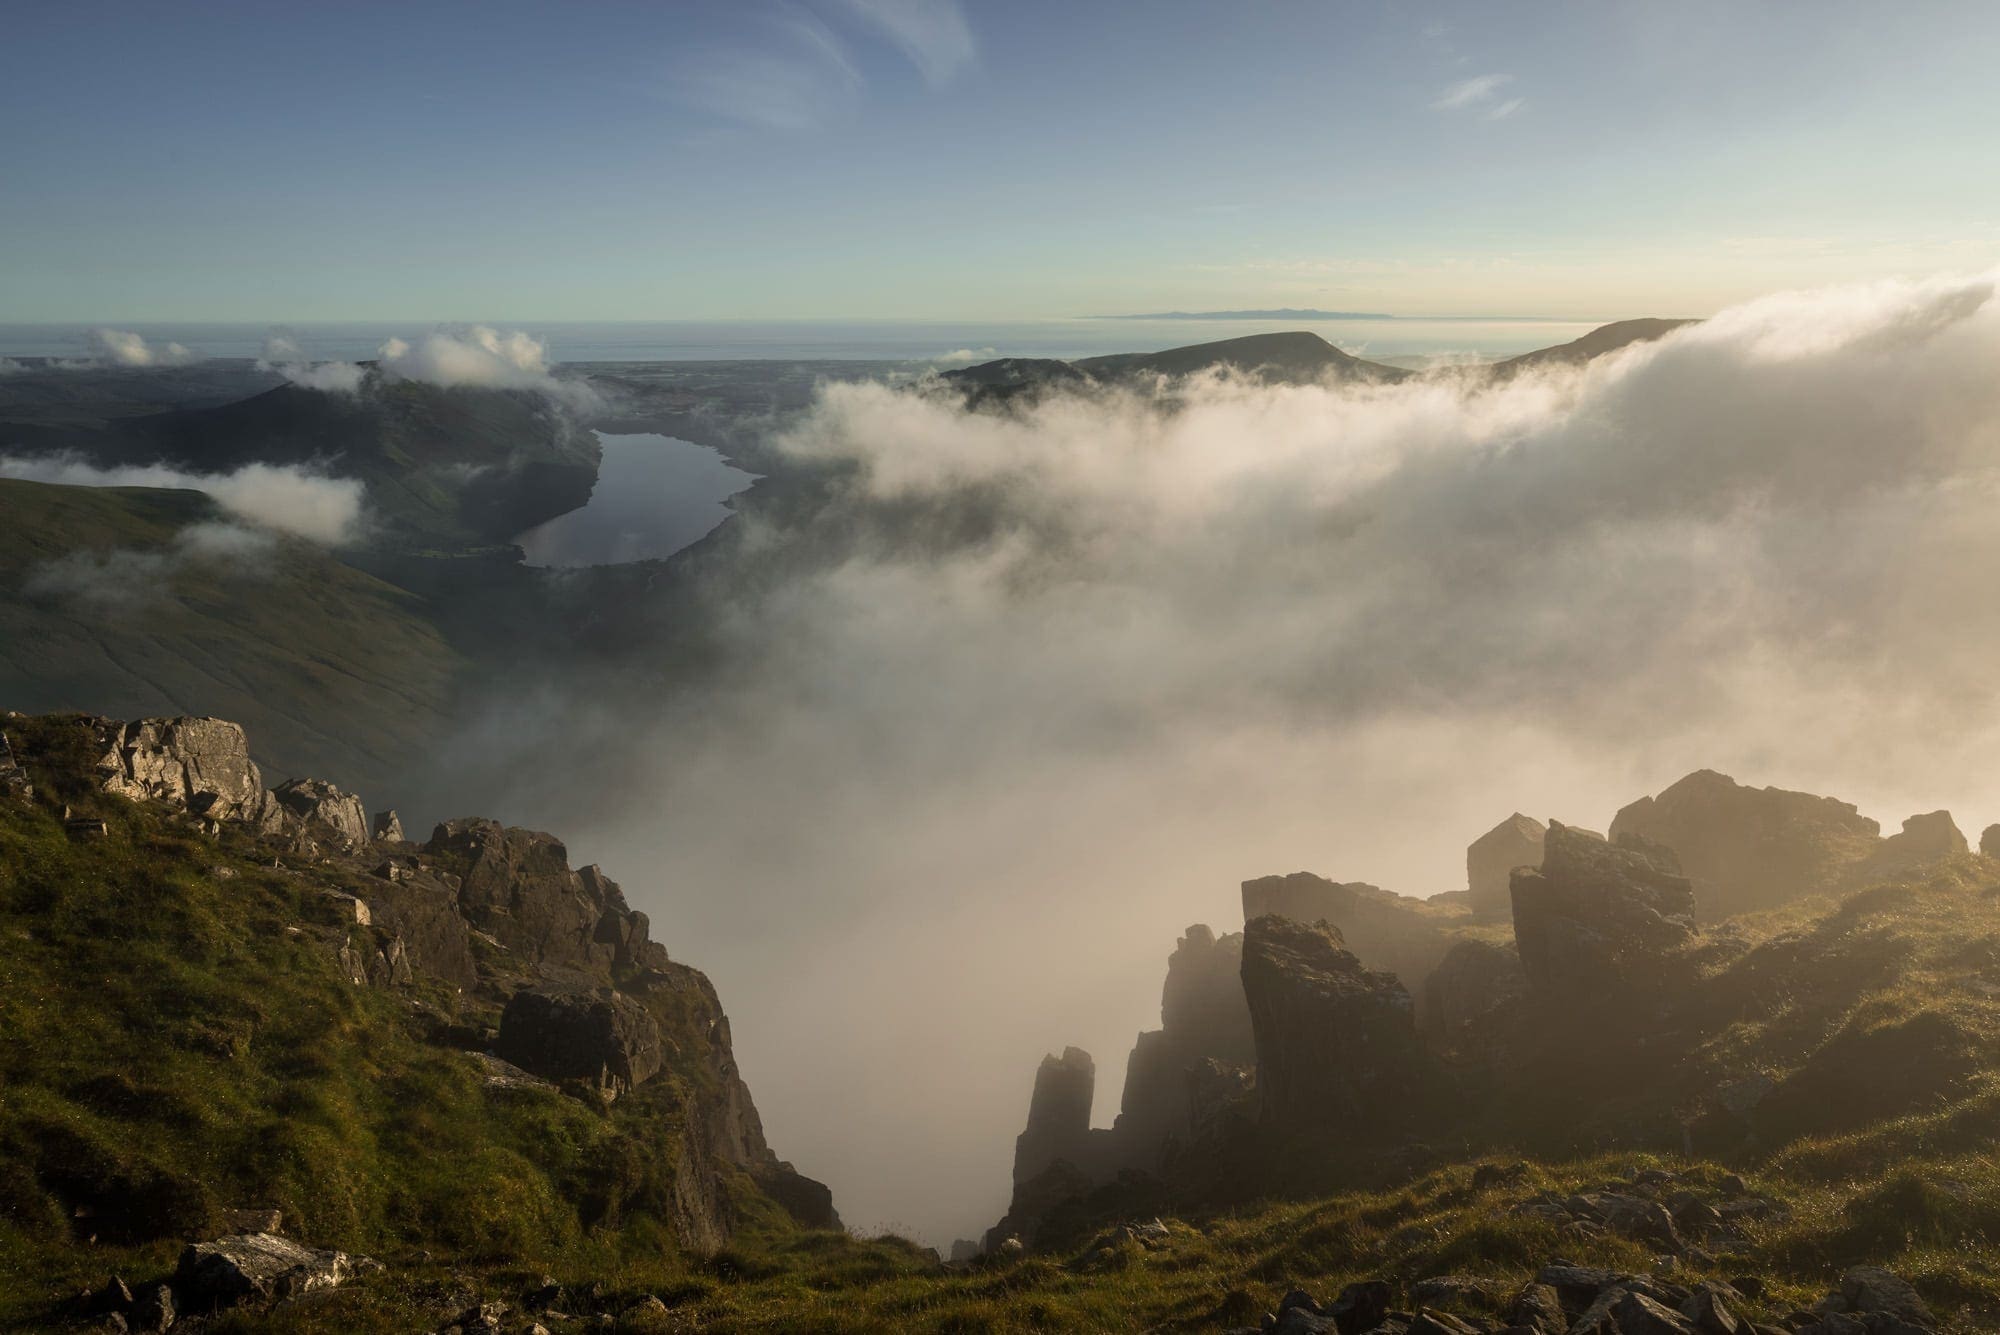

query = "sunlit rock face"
[
  {"left": 1609, "top": 770, "right": 1880, "bottom": 918},
  {"left": 1509, "top": 822, "right": 1695, "bottom": 997},
  {"left": 97, "top": 715, "right": 284, "bottom": 830},
  {"left": 1240, "top": 872, "right": 1462, "bottom": 1007},
  {"left": 1466, "top": 813, "right": 1547, "bottom": 921},
  {"left": 1239, "top": 913, "right": 1428, "bottom": 1131}
]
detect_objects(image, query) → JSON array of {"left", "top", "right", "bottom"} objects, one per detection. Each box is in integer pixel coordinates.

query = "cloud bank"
[
  {"left": 376, "top": 326, "right": 597, "bottom": 410},
  {"left": 438, "top": 270, "right": 2000, "bottom": 1245},
  {"left": 0, "top": 457, "right": 366, "bottom": 545},
  {"left": 258, "top": 332, "right": 366, "bottom": 394},
  {"left": 87, "top": 328, "right": 198, "bottom": 367},
  {"left": 21, "top": 521, "right": 278, "bottom": 612}
]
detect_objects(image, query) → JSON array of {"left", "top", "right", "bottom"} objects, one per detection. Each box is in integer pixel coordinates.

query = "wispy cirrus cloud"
[
  {"left": 673, "top": 8, "right": 863, "bottom": 131},
  {"left": 833, "top": 0, "right": 975, "bottom": 87},
  {"left": 1433, "top": 72, "right": 1521, "bottom": 118},
  {"left": 668, "top": 0, "right": 973, "bottom": 131}
]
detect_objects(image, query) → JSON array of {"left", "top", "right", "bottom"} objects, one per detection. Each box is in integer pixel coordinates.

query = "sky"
[{"left": 3, "top": 1, "right": 1997, "bottom": 321}]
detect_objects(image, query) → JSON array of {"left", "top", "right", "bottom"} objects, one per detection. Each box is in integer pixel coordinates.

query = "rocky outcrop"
[
  {"left": 1421, "top": 939, "right": 1527, "bottom": 1049},
  {"left": 0, "top": 726, "right": 32, "bottom": 801},
  {"left": 11, "top": 710, "right": 830, "bottom": 1257},
  {"left": 273, "top": 777, "right": 369, "bottom": 849},
  {"left": 1854, "top": 810, "right": 1968, "bottom": 882},
  {"left": 1610, "top": 770, "right": 1882, "bottom": 918},
  {"left": 494, "top": 984, "right": 666, "bottom": 1099},
  {"left": 1013, "top": 1046, "right": 1097, "bottom": 1187},
  {"left": 424, "top": 819, "right": 665, "bottom": 975},
  {"left": 1159, "top": 924, "right": 1255, "bottom": 1063},
  {"left": 1466, "top": 813, "right": 1546, "bottom": 920},
  {"left": 96, "top": 716, "right": 284, "bottom": 829},
  {"left": 364, "top": 874, "right": 478, "bottom": 989},
  {"left": 1510, "top": 822, "right": 1695, "bottom": 996},
  {"left": 1241, "top": 872, "right": 1461, "bottom": 1002},
  {"left": 1239, "top": 914, "right": 1429, "bottom": 1131},
  {"left": 1112, "top": 925, "right": 1255, "bottom": 1165},
  {"left": 371, "top": 809, "right": 405, "bottom": 842}
]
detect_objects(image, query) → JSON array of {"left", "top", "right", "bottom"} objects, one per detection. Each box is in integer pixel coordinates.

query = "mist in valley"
[{"left": 406, "top": 270, "right": 2000, "bottom": 1244}]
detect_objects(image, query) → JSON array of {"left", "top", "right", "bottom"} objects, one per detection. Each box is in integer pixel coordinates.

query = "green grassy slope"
[
  {"left": 0, "top": 478, "right": 460, "bottom": 793},
  {"left": 8, "top": 723, "right": 2000, "bottom": 1332},
  {"left": 0, "top": 716, "right": 805, "bottom": 1332}
]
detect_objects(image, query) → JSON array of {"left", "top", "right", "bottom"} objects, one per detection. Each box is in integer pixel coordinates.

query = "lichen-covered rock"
[
  {"left": 273, "top": 778, "right": 369, "bottom": 849},
  {"left": 96, "top": 716, "right": 282, "bottom": 828},
  {"left": 1467, "top": 813, "right": 1547, "bottom": 920},
  {"left": 494, "top": 984, "right": 665, "bottom": 1099},
  {"left": 1610, "top": 770, "right": 1879, "bottom": 918},
  {"left": 1240, "top": 914, "right": 1429, "bottom": 1130},
  {"left": 175, "top": 1232, "right": 370, "bottom": 1310},
  {"left": 1510, "top": 822, "right": 1696, "bottom": 995}
]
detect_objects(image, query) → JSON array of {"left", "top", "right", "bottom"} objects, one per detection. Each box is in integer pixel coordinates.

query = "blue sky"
[{"left": 3, "top": 0, "right": 1996, "bottom": 321}]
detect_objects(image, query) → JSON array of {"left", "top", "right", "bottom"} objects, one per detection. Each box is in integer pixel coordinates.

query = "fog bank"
[{"left": 459, "top": 271, "right": 2000, "bottom": 1243}]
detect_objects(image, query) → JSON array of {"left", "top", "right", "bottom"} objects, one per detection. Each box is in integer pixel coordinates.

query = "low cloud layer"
[
  {"left": 87, "top": 328, "right": 198, "bottom": 367},
  {"left": 0, "top": 457, "right": 365, "bottom": 545},
  {"left": 258, "top": 332, "right": 366, "bottom": 394},
  {"left": 376, "top": 326, "right": 597, "bottom": 410},
  {"left": 22, "top": 521, "right": 277, "bottom": 611},
  {"left": 441, "top": 270, "right": 2000, "bottom": 1244}
]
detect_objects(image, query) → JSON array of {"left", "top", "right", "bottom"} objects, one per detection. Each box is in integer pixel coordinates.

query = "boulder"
[
  {"left": 272, "top": 778, "right": 369, "bottom": 849},
  {"left": 1610, "top": 771, "right": 1881, "bottom": 918},
  {"left": 494, "top": 984, "right": 666, "bottom": 1099},
  {"left": 1467, "top": 813, "right": 1547, "bottom": 919},
  {"left": 176, "top": 1232, "right": 369, "bottom": 1310},
  {"left": 1240, "top": 914, "right": 1429, "bottom": 1130},
  {"left": 1510, "top": 822, "right": 1695, "bottom": 995},
  {"left": 371, "top": 809, "right": 405, "bottom": 842},
  {"left": 1982, "top": 824, "right": 2000, "bottom": 858},
  {"left": 1828, "top": 1266, "right": 1934, "bottom": 1329},
  {"left": 96, "top": 716, "right": 282, "bottom": 829},
  {"left": 1241, "top": 872, "right": 1460, "bottom": 999},
  {"left": 1422, "top": 939, "right": 1527, "bottom": 1048}
]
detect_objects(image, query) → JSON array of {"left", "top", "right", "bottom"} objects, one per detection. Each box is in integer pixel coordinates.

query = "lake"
[{"left": 514, "top": 431, "right": 758, "bottom": 568}]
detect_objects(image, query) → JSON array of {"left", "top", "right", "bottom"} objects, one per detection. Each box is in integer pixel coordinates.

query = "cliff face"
[{"left": 0, "top": 710, "right": 836, "bottom": 1266}]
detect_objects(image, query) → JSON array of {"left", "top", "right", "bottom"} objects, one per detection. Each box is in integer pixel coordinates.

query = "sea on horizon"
[{"left": 0, "top": 317, "right": 1602, "bottom": 367}]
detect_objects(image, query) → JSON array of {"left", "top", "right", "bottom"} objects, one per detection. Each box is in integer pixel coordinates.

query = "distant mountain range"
[{"left": 941, "top": 319, "right": 1695, "bottom": 407}]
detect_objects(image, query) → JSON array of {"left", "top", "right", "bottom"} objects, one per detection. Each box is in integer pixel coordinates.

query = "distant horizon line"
[{"left": 0, "top": 313, "right": 1612, "bottom": 329}]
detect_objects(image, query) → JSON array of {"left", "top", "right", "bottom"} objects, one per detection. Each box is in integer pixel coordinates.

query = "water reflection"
[{"left": 516, "top": 431, "right": 758, "bottom": 568}]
